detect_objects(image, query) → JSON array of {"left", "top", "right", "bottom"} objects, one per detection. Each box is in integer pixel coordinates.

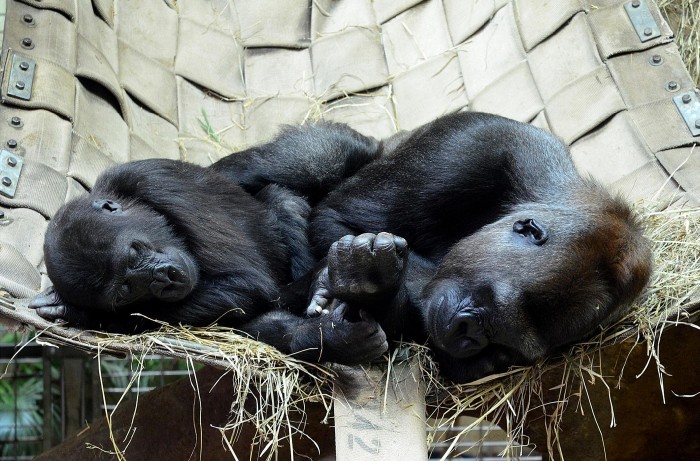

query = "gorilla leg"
[{"left": 254, "top": 185, "right": 315, "bottom": 279}]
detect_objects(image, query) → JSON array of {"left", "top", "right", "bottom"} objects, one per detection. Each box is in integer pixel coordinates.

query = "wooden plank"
[{"left": 333, "top": 359, "right": 428, "bottom": 461}]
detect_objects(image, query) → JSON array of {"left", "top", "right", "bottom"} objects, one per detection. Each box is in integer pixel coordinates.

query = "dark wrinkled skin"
[
  {"left": 306, "top": 112, "right": 652, "bottom": 383},
  {"left": 29, "top": 122, "right": 388, "bottom": 365}
]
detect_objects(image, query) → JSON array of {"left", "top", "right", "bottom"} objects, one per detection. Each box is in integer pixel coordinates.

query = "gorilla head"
[
  {"left": 44, "top": 196, "right": 199, "bottom": 313},
  {"left": 424, "top": 193, "right": 651, "bottom": 363}
]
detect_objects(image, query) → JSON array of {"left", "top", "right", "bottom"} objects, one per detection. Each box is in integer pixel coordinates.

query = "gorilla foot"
[
  {"left": 327, "top": 232, "right": 408, "bottom": 303},
  {"left": 298, "top": 303, "right": 389, "bottom": 364}
]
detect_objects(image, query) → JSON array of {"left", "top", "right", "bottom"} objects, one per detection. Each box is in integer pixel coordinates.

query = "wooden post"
[{"left": 333, "top": 359, "right": 428, "bottom": 461}]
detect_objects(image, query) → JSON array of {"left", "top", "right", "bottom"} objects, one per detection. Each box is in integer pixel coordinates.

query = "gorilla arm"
[{"left": 211, "top": 122, "right": 380, "bottom": 203}]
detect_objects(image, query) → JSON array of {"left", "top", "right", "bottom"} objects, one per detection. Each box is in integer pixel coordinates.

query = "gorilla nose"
[
  {"left": 154, "top": 264, "right": 187, "bottom": 284},
  {"left": 444, "top": 312, "right": 488, "bottom": 358}
]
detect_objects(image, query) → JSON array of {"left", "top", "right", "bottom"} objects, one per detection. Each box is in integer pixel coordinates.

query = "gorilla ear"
[
  {"left": 92, "top": 199, "right": 123, "bottom": 213},
  {"left": 513, "top": 219, "right": 548, "bottom": 245}
]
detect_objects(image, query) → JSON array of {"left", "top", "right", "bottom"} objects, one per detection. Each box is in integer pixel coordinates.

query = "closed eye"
[{"left": 128, "top": 243, "right": 140, "bottom": 269}]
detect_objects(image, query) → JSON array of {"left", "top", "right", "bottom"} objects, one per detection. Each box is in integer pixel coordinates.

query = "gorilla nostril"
[
  {"left": 167, "top": 266, "right": 186, "bottom": 283},
  {"left": 445, "top": 312, "right": 488, "bottom": 357}
]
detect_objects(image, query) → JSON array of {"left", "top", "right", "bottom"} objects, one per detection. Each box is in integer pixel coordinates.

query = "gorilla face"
[
  {"left": 423, "top": 200, "right": 651, "bottom": 362},
  {"left": 43, "top": 196, "right": 199, "bottom": 312}
]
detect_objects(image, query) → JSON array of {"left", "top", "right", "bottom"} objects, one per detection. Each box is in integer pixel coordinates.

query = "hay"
[
  {"left": 51, "top": 202, "right": 699, "bottom": 459},
  {"left": 80, "top": 325, "right": 336, "bottom": 460},
  {"left": 418, "top": 203, "right": 700, "bottom": 459},
  {"left": 659, "top": 0, "right": 700, "bottom": 84}
]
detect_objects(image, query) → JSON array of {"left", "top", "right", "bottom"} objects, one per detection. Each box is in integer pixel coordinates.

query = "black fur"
[
  {"left": 30, "top": 122, "right": 387, "bottom": 365},
  {"left": 308, "top": 112, "right": 652, "bottom": 382}
]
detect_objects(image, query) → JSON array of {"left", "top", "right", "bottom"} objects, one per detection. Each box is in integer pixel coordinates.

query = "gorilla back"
[{"left": 311, "top": 112, "right": 652, "bottom": 382}]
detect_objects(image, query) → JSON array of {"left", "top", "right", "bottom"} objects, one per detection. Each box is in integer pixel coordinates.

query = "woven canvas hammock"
[{"left": 0, "top": 0, "right": 699, "bottom": 459}]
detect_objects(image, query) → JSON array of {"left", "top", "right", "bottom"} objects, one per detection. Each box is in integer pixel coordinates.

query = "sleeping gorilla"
[
  {"left": 306, "top": 111, "right": 652, "bottom": 382},
  {"left": 28, "top": 123, "right": 388, "bottom": 365}
]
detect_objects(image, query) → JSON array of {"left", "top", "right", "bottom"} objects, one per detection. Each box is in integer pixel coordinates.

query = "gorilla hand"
[
  {"left": 306, "top": 232, "right": 408, "bottom": 317},
  {"left": 29, "top": 286, "right": 88, "bottom": 325}
]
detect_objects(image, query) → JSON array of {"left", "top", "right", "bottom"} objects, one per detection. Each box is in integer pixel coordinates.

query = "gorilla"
[
  {"left": 28, "top": 122, "right": 388, "bottom": 365},
  {"left": 306, "top": 112, "right": 652, "bottom": 382}
]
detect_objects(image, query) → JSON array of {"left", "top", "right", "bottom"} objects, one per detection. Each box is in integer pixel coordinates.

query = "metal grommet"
[
  {"left": 649, "top": 55, "right": 663, "bottom": 66},
  {"left": 9, "top": 117, "right": 22, "bottom": 127},
  {"left": 21, "top": 37, "right": 34, "bottom": 49},
  {"left": 667, "top": 81, "right": 680, "bottom": 92}
]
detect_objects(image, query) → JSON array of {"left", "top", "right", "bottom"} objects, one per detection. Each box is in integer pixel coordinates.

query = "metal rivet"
[
  {"left": 21, "top": 37, "right": 33, "bottom": 47},
  {"left": 0, "top": 211, "right": 4, "bottom": 220},
  {"left": 650, "top": 54, "right": 663, "bottom": 65},
  {"left": 10, "top": 117, "right": 21, "bottom": 126},
  {"left": 632, "top": 0, "right": 640, "bottom": 7},
  {"left": 667, "top": 81, "right": 679, "bottom": 91},
  {"left": 19, "top": 62, "right": 29, "bottom": 71},
  {"left": 15, "top": 82, "right": 25, "bottom": 90},
  {"left": 22, "top": 14, "right": 34, "bottom": 24},
  {"left": 695, "top": 120, "right": 700, "bottom": 129},
  {"left": 7, "top": 157, "right": 17, "bottom": 168},
  {"left": 682, "top": 94, "right": 692, "bottom": 104},
  {"left": 1, "top": 178, "right": 12, "bottom": 187},
  {"left": 6, "top": 139, "right": 17, "bottom": 149},
  {"left": 643, "top": 27, "right": 652, "bottom": 36}
]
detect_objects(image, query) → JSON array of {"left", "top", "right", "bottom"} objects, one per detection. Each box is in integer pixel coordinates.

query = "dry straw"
[{"left": 51, "top": 201, "right": 698, "bottom": 460}]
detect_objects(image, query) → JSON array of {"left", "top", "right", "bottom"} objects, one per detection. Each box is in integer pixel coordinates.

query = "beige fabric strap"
[{"left": 0, "top": 0, "right": 697, "bottom": 332}]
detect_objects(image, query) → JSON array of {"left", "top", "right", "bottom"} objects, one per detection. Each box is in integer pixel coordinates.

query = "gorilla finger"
[
  {"left": 366, "top": 323, "right": 385, "bottom": 339},
  {"left": 306, "top": 293, "right": 331, "bottom": 317},
  {"left": 373, "top": 232, "right": 396, "bottom": 252},
  {"left": 393, "top": 236, "right": 408, "bottom": 255},
  {"left": 329, "top": 236, "right": 355, "bottom": 263},
  {"left": 311, "top": 291, "right": 331, "bottom": 308},
  {"left": 361, "top": 339, "right": 389, "bottom": 360},
  {"left": 336, "top": 235, "right": 355, "bottom": 251},
  {"left": 34, "top": 305, "right": 67, "bottom": 321},
  {"left": 352, "top": 233, "right": 376, "bottom": 251},
  {"left": 28, "top": 286, "right": 63, "bottom": 309},
  {"left": 334, "top": 302, "right": 349, "bottom": 318}
]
